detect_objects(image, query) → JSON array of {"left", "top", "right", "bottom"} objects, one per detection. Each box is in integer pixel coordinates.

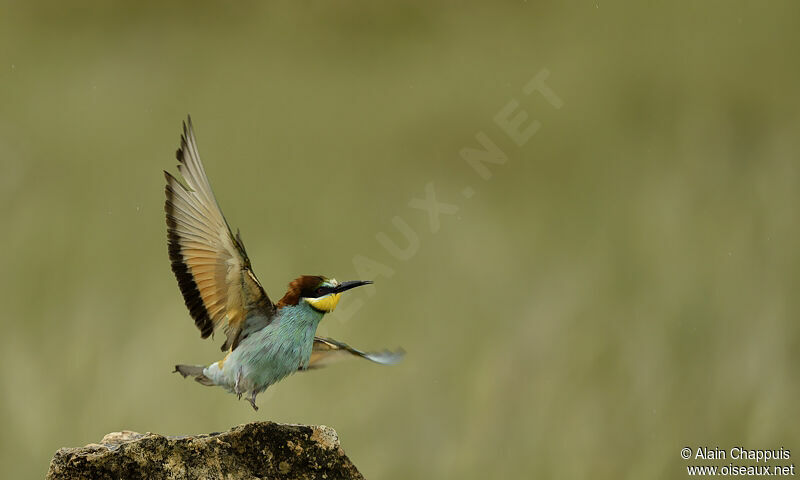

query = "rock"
[{"left": 47, "top": 422, "right": 365, "bottom": 480}]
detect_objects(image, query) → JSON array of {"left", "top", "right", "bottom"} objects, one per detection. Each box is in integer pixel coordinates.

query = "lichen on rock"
[{"left": 47, "top": 422, "right": 365, "bottom": 480}]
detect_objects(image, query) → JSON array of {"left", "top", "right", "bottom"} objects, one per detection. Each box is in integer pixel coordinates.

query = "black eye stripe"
[{"left": 313, "top": 286, "right": 333, "bottom": 297}]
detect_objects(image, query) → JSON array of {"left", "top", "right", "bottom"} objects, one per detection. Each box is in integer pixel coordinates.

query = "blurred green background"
[{"left": 2, "top": 1, "right": 800, "bottom": 478}]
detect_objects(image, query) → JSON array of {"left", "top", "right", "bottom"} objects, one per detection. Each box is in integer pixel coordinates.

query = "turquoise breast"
[{"left": 234, "top": 301, "right": 324, "bottom": 392}]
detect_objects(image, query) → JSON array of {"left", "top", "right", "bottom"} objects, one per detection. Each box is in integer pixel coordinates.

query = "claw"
[{"left": 248, "top": 391, "right": 259, "bottom": 411}]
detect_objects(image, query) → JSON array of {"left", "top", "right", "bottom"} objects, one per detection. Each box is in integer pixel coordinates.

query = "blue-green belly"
[{"left": 204, "top": 302, "right": 324, "bottom": 394}]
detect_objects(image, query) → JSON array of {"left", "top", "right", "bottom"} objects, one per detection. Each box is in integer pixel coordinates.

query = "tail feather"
[{"left": 174, "top": 364, "right": 214, "bottom": 386}]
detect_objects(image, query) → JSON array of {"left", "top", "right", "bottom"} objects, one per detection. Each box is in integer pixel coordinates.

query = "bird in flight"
[{"left": 166, "top": 116, "right": 404, "bottom": 410}]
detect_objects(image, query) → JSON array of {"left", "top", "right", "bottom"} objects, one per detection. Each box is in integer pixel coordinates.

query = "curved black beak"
[{"left": 333, "top": 280, "right": 373, "bottom": 294}]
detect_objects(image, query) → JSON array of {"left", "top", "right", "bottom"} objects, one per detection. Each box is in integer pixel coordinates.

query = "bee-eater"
[{"left": 166, "top": 116, "right": 403, "bottom": 410}]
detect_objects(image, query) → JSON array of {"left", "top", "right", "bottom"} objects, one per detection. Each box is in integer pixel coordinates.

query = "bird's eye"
[{"left": 315, "top": 287, "right": 326, "bottom": 296}]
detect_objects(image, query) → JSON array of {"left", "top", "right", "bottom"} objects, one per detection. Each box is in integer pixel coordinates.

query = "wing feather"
[
  {"left": 165, "top": 116, "right": 275, "bottom": 351},
  {"left": 304, "top": 337, "right": 405, "bottom": 370}
]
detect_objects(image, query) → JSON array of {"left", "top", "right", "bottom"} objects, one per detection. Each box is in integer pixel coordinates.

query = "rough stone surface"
[{"left": 47, "top": 422, "right": 365, "bottom": 480}]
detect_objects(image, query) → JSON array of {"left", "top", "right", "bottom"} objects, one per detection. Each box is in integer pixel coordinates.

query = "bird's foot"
[
  {"left": 248, "top": 392, "right": 259, "bottom": 411},
  {"left": 234, "top": 367, "right": 243, "bottom": 400}
]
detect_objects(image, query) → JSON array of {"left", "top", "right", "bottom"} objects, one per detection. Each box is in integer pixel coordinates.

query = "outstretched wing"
[
  {"left": 165, "top": 116, "right": 275, "bottom": 351},
  {"left": 303, "top": 337, "right": 405, "bottom": 370}
]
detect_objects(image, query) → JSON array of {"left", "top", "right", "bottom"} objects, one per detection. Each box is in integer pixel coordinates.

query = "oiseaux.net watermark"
[{"left": 682, "top": 446, "right": 795, "bottom": 476}]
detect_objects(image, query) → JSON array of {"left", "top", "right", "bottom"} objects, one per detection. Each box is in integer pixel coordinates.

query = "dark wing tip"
[
  {"left": 166, "top": 230, "right": 214, "bottom": 338},
  {"left": 176, "top": 135, "right": 188, "bottom": 164},
  {"left": 176, "top": 116, "right": 194, "bottom": 164},
  {"left": 164, "top": 173, "right": 214, "bottom": 339}
]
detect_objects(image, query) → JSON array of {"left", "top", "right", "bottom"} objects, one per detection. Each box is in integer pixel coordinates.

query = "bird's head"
[{"left": 277, "top": 275, "right": 372, "bottom": 313}]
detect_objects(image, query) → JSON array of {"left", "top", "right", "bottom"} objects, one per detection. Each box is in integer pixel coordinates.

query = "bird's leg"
[
  {"left": 234, "top": 367, "right": 243, "bottom": 400},
  {"left": 248, "top": 391, "right": 259, "bottom": 411}
]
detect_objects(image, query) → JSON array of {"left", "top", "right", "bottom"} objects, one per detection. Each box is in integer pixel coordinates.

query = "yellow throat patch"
[{"left": 305, "top": 293, "right": 341, "bottom": 313}]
